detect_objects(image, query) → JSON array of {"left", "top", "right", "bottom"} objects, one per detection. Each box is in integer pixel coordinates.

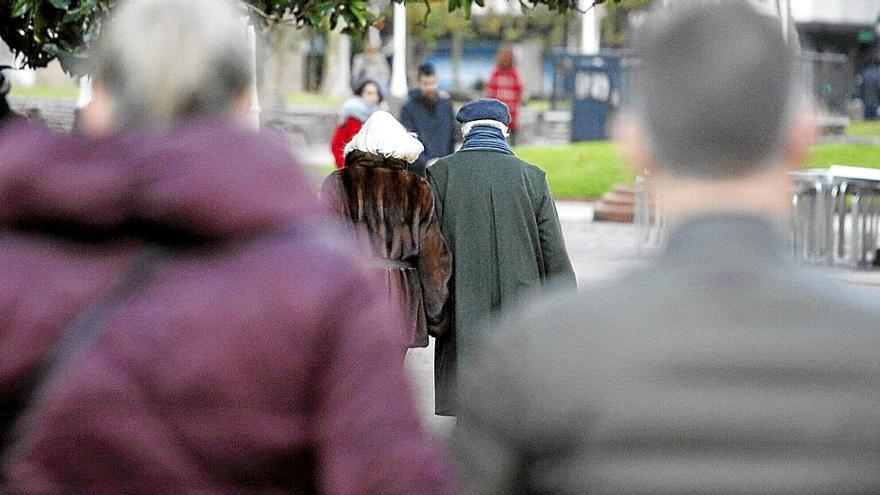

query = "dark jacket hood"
[{"left": 0, "top": 120, "right": 320, "bottom": 242}]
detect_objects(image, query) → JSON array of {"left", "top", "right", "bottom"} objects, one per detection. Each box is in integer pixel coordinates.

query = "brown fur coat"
[{"left": 321, "top": 151, "right": 451, "bottom": 347}]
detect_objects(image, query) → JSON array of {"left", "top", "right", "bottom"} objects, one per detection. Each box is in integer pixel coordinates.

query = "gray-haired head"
[
  {"left": 630, "top": 0, "right": 798, "bottom": 179},
  {"left": 92, "top": 0, "right": 251, "bottom": 129}
]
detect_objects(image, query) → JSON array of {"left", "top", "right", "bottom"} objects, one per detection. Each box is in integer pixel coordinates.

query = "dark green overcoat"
[{"left": 427, "top": 149, "right": 576, "bottom": 415}]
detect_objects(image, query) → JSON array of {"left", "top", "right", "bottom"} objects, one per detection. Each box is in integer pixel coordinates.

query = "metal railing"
[
  {"left": 634, "top": 174, "right": 665, "bottom": 254},
  {"left": 791, "top": 166, "right": 880, "bottom": 269}
]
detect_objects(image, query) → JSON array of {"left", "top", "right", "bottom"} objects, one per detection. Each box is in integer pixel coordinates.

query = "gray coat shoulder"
[
  {"left": 434, "top": 152, "right": 547, "bottom": 181},
  {"left": 514, "top": 156, "right": 548, "bottom": 180}
]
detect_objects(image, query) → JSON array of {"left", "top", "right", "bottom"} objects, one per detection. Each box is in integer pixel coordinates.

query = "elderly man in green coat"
[{"left": 427, "top": 98, "right": 576, "bottom": 416}]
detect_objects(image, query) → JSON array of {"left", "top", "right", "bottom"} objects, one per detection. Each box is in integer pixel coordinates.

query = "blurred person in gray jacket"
[{"left": 451, "top": 2, "right": 880, "bottom": 494}]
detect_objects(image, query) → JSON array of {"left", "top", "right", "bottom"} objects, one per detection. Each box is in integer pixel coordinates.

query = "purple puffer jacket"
[{"left": 0, "top": 121, "right": 458, "bottom": 494}]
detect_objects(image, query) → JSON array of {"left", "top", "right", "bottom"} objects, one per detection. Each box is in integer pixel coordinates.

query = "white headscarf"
[{"left": 343, "top": 111, "right": 424, "bottom": 164}]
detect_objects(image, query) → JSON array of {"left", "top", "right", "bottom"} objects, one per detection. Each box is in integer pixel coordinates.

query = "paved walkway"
[
  {"left": 404, "top": 201, "right": 880, "bottom": 436},
  {"left": 405, "top": 201, "right": 641, "bottom": 437}
]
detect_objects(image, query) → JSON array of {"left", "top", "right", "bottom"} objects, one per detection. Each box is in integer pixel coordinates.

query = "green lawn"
[
  {"left": 843, "top": 121, "right": 880, "bottom": 137},
  {"left": 286, "top": 92, "right": 345, "bottom": 107},
  {"left": 517, "top": 123, "right": 880, "bottom": 199},
  {"left": 10, "top": 87, "right": 348, "bottom": 107},
  {"left": 807, "top": 144, "right": 880, "bottom": 169},
  {"left": 310, "top": 165, "right": 335, "bottom": 181},
  {"left": 523, "top": 99, "right": 571, "bottom": 112},
  {"left": 9, "top": 85, "right": 78, "bottom": 99},
  {"left": 518, "top": 139, "right": 880, "bottom": 200},
  {"left": 514, "top": 142, "right": 634, "bottom": 199},
  {"left": 308, "top": 142, "right": 633, "bottom": 199},
  {"left": 311, "top": 141, "right": 880, "bottom": 200},
  {"left": 9, "top": 84, "right": 880, "bottom": 199}
]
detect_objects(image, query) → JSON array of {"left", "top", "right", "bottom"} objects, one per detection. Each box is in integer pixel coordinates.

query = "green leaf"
[
  {"left": 80, "top": 0, "right": 98, "bottom": 15},
  {"left": 4, "top": 0, "right": 635, "bottom": 71},
  {"left": 350, "top": 6, "right": 366, "bottom": 25},
  {"left": 62, "top": 9, "right": 82, "bottom": 22},
  {"left": 48, "top": 0, "right": 71, "bottom": 9},
  {"left": 11, "top": 0, "right": 31, "bottom": 17}
]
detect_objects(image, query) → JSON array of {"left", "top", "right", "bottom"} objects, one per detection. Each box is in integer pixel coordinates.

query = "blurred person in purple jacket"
[{"left": 0, "top": 0, "right": 458, "bottom": 493}]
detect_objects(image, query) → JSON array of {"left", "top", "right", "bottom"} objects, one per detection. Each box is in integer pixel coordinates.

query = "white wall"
[
  {"left": 662, "top": 0, "right": 778, "bottom": 16},
  {"left": 791, "top": 0, "right": 880, "bottom": 25}
]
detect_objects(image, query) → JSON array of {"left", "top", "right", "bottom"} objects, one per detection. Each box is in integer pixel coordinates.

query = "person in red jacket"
[
  {"left": 484, "top": 46, "right": 524, "bottom": 145},
  {"left": 330, "top": 79, "right": 382, "bottom": 168}
]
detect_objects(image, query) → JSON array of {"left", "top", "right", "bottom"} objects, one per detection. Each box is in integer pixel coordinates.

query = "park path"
[
  {"left": 403, "top": 201, "right": 880, "bottom": 436},
  {"left": 404, "top": 201, "right": 640, "bottom": 437}
]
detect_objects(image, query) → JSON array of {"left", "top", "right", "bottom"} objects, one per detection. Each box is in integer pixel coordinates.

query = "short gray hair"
[
  {"left": 93, "top": 0, "right": 251, "bottom": 128},
  {"left": 631, "top": 0, "right": 797, "bottom": 178}
]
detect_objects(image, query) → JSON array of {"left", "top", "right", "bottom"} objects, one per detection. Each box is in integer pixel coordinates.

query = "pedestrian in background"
[
  {"left": 859, "top": 57, "right": 880, "bottom": 120},
  {"left": 0, "top": 0, "right": 458, "bottom": 493},
  {"left": 452, "top": 2, "right": 880, "bottom": 493},
  {"left": 484, "top": 45, "right": 523, "bottom": 145},
  {"left": 330, "top": 78, "right": 383, "bottom": 169},
  {"left": 323, "top": 111, "right": 451, "bottom": 350},
  {"left": 427, "top": 98, "right": 576, "bottom": 417},
  {"left": 400, "top": 64, "right": 458, "bottom": 176},
  {"left": 0, "top": 66, "right": 23, "bottom": 129},
  {"left": 351, "top": 42, "right": 391, "bottom": 95}
]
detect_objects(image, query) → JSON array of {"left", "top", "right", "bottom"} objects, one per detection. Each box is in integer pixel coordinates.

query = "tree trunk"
[
  {"left": 322, "top": 30, "right": 338, "bottom": 95},
  {"left": 451, "top": 30, "right": 464, "bottom": 92},
  {"left": 323, "top": 27, "right": 352, "bottom": 97},
  {"left": 263, "top": 24, "right": 310, "bottom": 107}
]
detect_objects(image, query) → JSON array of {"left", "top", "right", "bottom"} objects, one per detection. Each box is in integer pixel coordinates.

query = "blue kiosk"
[{"left": 552, "top": 52, "right": 633, "bottom": 142}]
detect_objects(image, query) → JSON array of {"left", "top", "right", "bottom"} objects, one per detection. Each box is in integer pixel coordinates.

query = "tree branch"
[
  {"left": 243, "top": 2, "right": 272, "bottom": 20},
  {"left": 417, "top": 0, "right": 432, "bottom": 28},
  {"left": 575, "top": 0, "right": 604, "bottom": 14}
]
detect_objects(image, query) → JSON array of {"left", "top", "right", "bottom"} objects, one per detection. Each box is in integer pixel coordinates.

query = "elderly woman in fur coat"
[{"left": 322, "top": 111, "right": 451, "bottom": 348}]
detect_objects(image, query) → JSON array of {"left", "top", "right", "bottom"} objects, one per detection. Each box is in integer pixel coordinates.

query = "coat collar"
[{"left": 659, "top": 214, "right": 789, "bottom": 268}]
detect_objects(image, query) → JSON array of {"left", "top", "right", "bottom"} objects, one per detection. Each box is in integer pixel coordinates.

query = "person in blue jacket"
[
  {"left": 860, "top": 57, "right": 880, "bottom": 120},
  {"left": 400, "top": 64, "right": 458, "bottom": 176}
]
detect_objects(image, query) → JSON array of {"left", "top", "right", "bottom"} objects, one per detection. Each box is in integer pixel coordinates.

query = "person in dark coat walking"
[
  {"left": 0, "top": 0, "right": 458, "bottom": 493},
  {"left": 860, "top": 57, "right": 880, "bottom": 120},
  {"left": 322, "top": 111, "right": 451, "bottom": 348},
  {"left": 451, "top": 3, "right": 880, "bottom": 493},
  {"left": 400, "top": 64, "right": 458, "bottom": 176},
  {"left": 427, "top": 98, "right": 576, "bottom": 416}
]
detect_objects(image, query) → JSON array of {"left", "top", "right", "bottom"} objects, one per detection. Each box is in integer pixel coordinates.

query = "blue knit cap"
[{"left": 456, "top": 98, "right": 510, "bottom": 125}]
